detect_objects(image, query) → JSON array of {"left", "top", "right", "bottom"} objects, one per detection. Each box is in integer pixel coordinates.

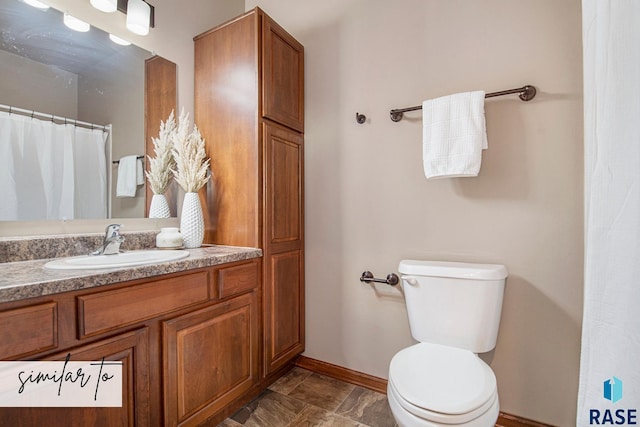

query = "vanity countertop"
[{"left": 0, "top": 245, "right": 262, "bottom": 304}]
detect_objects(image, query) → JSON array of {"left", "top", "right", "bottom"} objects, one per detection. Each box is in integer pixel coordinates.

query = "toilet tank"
[{"left": 398, "top": 260, "right": 508, "bottom": 353}]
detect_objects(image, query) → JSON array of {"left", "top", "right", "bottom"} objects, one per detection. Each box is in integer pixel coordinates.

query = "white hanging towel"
[
  {"left": 116, "top": 155, "right": 140, "bottom": 197},
  {"left": 422, "top": 91, "right": 488, "bottom": 179},
  {"left": 136, "top": 157, "right": 144, "bottom": 185}
]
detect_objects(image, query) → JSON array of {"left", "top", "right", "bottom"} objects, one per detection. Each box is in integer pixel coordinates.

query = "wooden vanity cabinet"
[
  {"left": 194, "top": 7, "right": 305, "bottom": 381},
  {"left": 0, "top": 328, "right": 150, "bottom": 427},
  {"left": 163, "top": 292, "right": 259, "bottom": 426},
  {"left": 0, "top": 258, "right": 260, "bottom": 426}
]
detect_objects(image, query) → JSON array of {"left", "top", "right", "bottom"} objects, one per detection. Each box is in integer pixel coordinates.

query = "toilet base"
[{"left": 387, "top": 382, "right": 500, "bottom": 427}]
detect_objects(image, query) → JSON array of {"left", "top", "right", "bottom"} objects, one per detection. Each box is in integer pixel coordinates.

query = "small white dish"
[{"left": 156, "top": 227, "right": 184, "bottom": 249}]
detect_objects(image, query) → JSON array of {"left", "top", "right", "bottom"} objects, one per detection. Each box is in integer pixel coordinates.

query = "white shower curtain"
[
  {"left": 578, "top": 1, "right": 640, "bottom": 424},
  {"left": 0, "top": 111, "right": 107, "bottom": 220}
]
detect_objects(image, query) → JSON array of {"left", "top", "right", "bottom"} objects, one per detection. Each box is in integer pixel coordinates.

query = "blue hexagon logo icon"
[{"left": 604, "top": 376, "right": 623, "bottom": 403}]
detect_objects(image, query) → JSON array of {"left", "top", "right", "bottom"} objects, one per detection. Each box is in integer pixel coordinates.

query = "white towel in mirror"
[
  {"left": 136, "top": 157, "right": 144, "bottom": 186},
  {"left": 116, "top": 155, "right": 141, "bottom": 197}
]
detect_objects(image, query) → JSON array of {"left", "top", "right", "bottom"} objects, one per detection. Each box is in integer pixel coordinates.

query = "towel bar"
[
  {"left": 389, "top": 85, "right": 536, "bottom": 122},
  {"left": 112, "top": 155, "right": 145, "bottom": 165},
  {"left": 360, "top": 271, "right": 399, "bottom": 286}
]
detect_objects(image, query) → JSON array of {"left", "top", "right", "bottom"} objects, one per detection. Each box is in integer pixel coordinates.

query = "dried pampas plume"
[
  {"left": 146, "top": 110, "right": 176, "bottom": 195},
  {"left": 172, "top": 109, "right": 210, "bottom": 193}
]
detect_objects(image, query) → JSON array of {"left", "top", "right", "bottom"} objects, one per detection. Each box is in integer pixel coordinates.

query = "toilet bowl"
[
  {"left": 388, "top": 260, "right": 508, "bottom": 427},
  {"left": 387, "top": 343, "right": 499, "bottom": 427}
]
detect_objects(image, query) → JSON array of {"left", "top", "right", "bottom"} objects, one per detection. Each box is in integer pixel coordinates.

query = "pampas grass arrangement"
[
  {"left": 146, "top": 110, "right": 176, "bottom": 195},
  {"left": 171, "top": 109, "right": 210, "bottom": 193}
]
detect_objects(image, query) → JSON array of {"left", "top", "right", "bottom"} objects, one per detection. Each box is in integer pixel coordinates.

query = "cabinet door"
[
  {"left": 261, "top": 14, "right": 304, "bottom": 132},
  {"left": 0, "top": 328, "right": 150, "bottom": 427},
  {"left": 264, "top": 250, "right": 304, "bottom": 375},
  {"left": 163, "top": 292, "right": 259, "bottom": 427},
  {"left": 263, "top": 121, "right": 305, "bottom": 375},
  {"left": 264, "top": 122, "right": 304, "bottom": 249}
]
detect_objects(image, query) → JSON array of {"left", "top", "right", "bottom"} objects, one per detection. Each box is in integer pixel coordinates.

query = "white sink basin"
[{"left": 44, "top": 250, "right": 190, "bottom": 270}]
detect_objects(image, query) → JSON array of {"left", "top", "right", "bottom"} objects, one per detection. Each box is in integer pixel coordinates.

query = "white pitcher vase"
[
  {"left": 149, "top": 193, "right": 171, "bottom": 218},
  {"left": 180, "top": 192, "right": 204, "bottom": 248}
]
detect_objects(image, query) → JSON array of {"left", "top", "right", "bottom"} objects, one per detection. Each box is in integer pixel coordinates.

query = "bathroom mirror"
[{"left": 0, "top": 0, "right": 175, "bottom": 221}]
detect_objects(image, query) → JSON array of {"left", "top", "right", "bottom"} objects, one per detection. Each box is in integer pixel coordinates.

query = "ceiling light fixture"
[
  {"left": 63, "top": 12, "right": 90, "bottom": 32},
  {"left": 90, "top": 0, "right": 117, "bottom": 13},
  {"left": 109, "top": 34, "right": 131, "bottom": 46},
  {"left": 87, "top": 0, "right": 156, "bottom": 36},
  {"left": 23, "top": 0, "right": 50, "bottom": 9},
  {"left": 126, "top": 0, "right": 151, "bottom": 36}
]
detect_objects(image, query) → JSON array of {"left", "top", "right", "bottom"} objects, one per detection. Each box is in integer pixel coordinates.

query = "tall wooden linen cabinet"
[{"left": 194, "top": 7, "right": 305, "bottom": 381}]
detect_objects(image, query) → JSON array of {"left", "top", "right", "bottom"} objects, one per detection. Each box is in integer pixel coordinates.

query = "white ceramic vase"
[
  {"left": 180, "top": 192, "right": 204, "bottom": 248},
  {"left": 149, "top": 194, "right": 171, "bottom": 218}
]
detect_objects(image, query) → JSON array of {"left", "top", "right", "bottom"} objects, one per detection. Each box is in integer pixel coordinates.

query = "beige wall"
[
  {"left": 247, "top": 0, "right": 583, "bottom": 425},
  {"left": 0, "top": 49, "right": 78, "bottom": 118}
]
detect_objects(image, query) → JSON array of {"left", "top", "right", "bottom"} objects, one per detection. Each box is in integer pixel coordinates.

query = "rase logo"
[
  {"left": 605, "top": 377, "right": 624, "bottom": 404},
  {"left": 590, "top": 376, "right": 637, "bottom": 425}
]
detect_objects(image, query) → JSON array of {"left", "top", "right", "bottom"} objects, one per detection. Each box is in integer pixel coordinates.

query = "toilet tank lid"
[{"left": 398, "top": 260, "right": 508, "bottom": 280}]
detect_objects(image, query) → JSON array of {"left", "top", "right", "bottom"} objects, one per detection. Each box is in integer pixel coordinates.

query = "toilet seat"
[
  {"left": 388, "top": 342, "right": 498, "bottom": 424},
  {"left": 389, "top": 380, "right": 498, "bottom": 425}
]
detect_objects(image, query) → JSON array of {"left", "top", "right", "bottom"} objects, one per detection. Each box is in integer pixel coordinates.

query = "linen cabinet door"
[
  {"left": 0, "top": 328, "right": 150, "bottom": 427},
  {"left": 163, "top": 292, "right": 259, "bottom": 427},
  {"left": 261, "top": 13, "right": 304, "bottom": 132},
  {"left": 263, "top": 121, "right": 305, "bottom": 376},
  {"left": 264, "top": 250, "right": 304, "bottom": 376}
]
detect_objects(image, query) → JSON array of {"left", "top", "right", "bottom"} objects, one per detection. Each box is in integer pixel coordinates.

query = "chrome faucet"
[{"left": 92, "top": 224, "right": 125, "bottom": 255}]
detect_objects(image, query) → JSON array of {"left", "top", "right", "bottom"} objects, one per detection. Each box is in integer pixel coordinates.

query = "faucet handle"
[{"left": 105, "top": 223, "right": 122, "bottom": 238}]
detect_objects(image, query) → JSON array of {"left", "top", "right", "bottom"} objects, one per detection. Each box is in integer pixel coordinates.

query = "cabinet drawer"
[
  {"left": 218, "top": 262, "right": 259, "bottom": 298},
  {"left": 0, "top": 302, "right": 57, "bottom": 359},
  {"left": 78, "top": 270, "right": 210, "bottom": 338}
]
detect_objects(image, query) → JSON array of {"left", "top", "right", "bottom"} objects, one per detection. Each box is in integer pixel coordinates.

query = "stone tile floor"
[{"left": 217, "top": 367, "right": 397, "bottom": 427}]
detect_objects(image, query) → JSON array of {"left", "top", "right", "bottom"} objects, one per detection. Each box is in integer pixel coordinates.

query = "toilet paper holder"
[{"left": 360, "top": 271, "right": 399, "bottom": 286}]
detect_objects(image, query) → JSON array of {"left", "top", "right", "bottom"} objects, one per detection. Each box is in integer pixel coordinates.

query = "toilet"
[{"left": 388, "top": 260, "right": 508, "bottom": 427}]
